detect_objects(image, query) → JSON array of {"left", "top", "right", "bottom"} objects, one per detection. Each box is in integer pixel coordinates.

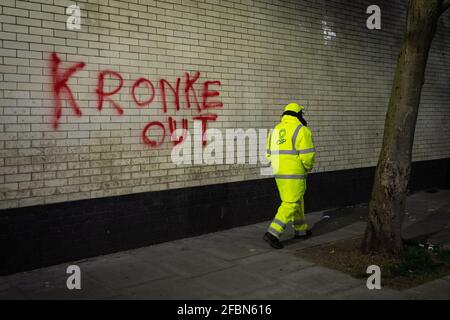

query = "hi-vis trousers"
[{"left": 267, "top": 175, "right": 308, "bottom": 239}]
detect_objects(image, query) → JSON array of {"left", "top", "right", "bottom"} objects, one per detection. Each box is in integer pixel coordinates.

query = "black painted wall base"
[{"left": 1, "top": 158, "right": 449, "bottom": 275}]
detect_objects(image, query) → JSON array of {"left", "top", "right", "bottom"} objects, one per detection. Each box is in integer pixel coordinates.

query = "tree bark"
[{"left": 362, "top": 0, "right": 448, "bottom": 257}]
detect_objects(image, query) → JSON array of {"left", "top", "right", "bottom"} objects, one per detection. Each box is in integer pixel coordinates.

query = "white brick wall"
[{"left": 1, "top": 0, "right": 450, "bottom": 209}]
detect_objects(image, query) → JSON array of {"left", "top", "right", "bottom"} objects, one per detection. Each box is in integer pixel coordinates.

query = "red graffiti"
[
  {"left": 132, "top": 77, "right": 156, "bottom": 107},
  {"left": 50, "top": 52, "right": 86, "bottom": 129},
  {"left": 184, "top": 71, "right": 201, "bottom": 112},
  {"left": 168, "top": 117, "right": 188, "bottom": 146},
  {"left": 202, "top": 81, "right": 223, "bottom": 109},
  {"left": 193, "top": 114, "right": 218, "bottom": 146},
  {"left": 160, "top": 77, "right": 181, "bottom": 113},
  {"left": 142, "top": 121, "right": 166, "bottom": 148},
  {"left": 96, "top": 70, "right": 124, "bottom": 115},
  {"left": 49, "top": 52, "right": 223, "bottom": 148}
]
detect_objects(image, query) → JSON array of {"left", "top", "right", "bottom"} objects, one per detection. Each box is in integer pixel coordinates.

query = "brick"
[
  {"left": 3, "top": 7, "right": 29, "bottom": 18},
  {"left": 5, "top": 173, "right": 31, "bottom": 183},
  {"left": 3, "top": 23, "right": 28, "bottom": 34},
  {"left": 16, "top": 17, "right": 42, "bottom": 27}
]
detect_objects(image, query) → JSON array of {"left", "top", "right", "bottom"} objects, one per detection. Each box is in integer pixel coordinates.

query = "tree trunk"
[{"left": 362, "top": 0, "right": 449, "bottom": 257}]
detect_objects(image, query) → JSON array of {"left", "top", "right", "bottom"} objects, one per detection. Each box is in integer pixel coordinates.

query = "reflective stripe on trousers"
[{"left": 267, "top": 200, "right": 308, "bottom": 239}]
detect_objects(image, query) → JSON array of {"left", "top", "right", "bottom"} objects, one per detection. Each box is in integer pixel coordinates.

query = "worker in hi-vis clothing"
[{"left": 263, "top": 102, "right": 316, "bottom": 249}]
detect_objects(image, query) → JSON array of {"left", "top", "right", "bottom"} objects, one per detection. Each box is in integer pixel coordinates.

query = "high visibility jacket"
[{"left": 266, "top": 115, "right": 316, "bottom": 179}]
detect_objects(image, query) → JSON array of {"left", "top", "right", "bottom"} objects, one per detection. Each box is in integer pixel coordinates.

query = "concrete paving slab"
[
  {"left": 79, "top": 252, "right": 172, "bottom": 290},
  {"left": 220, "top": 228, "right": 276, "bottom": 251},
  {"left": 281, "top": 230, "right": 358, "bottom": 253},
  {"left": 427, "top": 228, "right": 450, "bottom": 247},
  {"left": 237, "top": 282, "right": 321, "bottom": 300},
  {"left": 127, "top": 239, "right": 188, "bottom": 260},
  {"left": 338, "top": 221, "right": 367, "bottom": 236},
  {"left": 253, "top": 221, "right": 271, "bottom": 230},
  {"left": 306, "top": 230, "right": 359, "bottom": 245},
  {"left": 312, "top": 205, "right": 368, "bottom": 236},
  {"left": 186, "top": 235, "right": 268, "bottom": 261},
  {"left": 121, "top": 276, "right": 224, "bottom": 300},
  {"left": 235, "top": 251, "right": 314, "bottom": 278},
  {"left": 329, "top": 285, "right": 408, "bottom": 300},
  {"left": 307, "top": 211, "right": 326, "bottom": 221},
  {"left": 156, "top": 249, "right": 235, "bottom": 278},
  {"left": 278, "top": 266, "right": 362, "bottom": 296},
  {"left": 194, "top": 266, "right": 276, "bottom": 298},
  {"left": 0, "top": 278, "right": 12, "bottom": 292},
  {"left": 22, "top": 276, "right": 115, "bottom": 300},
  {"left": 404, "top": 190, "right": 450, "bottom": 226},
  {"left": 404, "top": 278, "right": 450, "bottom": 300},
  {"left": 1, "top": 264, "right": 115, "bottom": 299},
  {"left": 0, "top": 286, "right": 26, "bottom": 300},
  {"left": 4, "top": 264, "right": 68, "bottom": 293}
]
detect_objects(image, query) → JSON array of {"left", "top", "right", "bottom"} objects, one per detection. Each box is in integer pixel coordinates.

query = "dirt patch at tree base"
[{"left": 296, "top": 237, "right": 450, "bottom": 290}]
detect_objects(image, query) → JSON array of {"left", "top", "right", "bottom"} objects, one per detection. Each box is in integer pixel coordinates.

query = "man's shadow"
[
  {"left": 280, "top": 195, "right": 450, "bottom": 248},
  {"left": 281, "top": 204, "right": 368, "bottom": 246}
]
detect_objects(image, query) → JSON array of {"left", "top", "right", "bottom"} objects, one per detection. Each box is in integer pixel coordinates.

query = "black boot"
[
  {"left": 294, "top": 230, "right": 312, "bottom": 239},
  {"left": 263, "top": 232, "right": 284, "bottom": 249}
]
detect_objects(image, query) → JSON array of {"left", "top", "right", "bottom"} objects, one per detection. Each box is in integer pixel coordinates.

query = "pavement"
[{"left": 1, "top": 189, "right": 450, "bottom": 300}]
